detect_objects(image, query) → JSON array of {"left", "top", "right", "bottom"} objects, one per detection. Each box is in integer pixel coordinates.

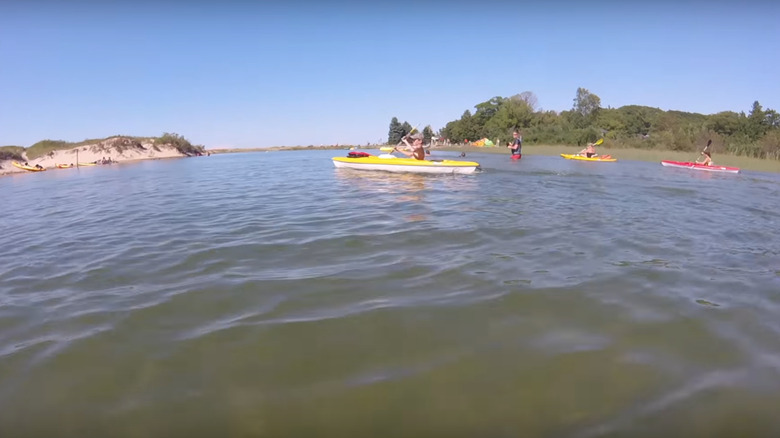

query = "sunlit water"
[{"left": 1, "top": 150, "right": 779, "bottom": 437}]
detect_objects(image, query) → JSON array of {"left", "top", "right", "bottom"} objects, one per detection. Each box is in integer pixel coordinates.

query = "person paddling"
[
  {"left": 578, "top": 142, "right": 598, "bottom": 158},
  {"left": 394, "top": 133, "right": 426, "bottom": 160},
  {"left": 696, "top": 150, "right": 713, "bottom": 166},
  {"left": 695, "top": 140, "right": 713, "bottom": 166}
]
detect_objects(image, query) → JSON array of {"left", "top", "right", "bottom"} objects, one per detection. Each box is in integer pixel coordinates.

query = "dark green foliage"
[
  {"left": 155, "top": 133, "right": 204, "bottom": 156},
  {"left": 424, "top": 89, "right": 780, "bottom": 159},
  {"left": 387, "top": 117, "right": 404, "bottom": 144},
  {"left": 422, "top": 125, "right": 434, "bottom": 144},
  {"left": 0, "top": 151, "right": 24, "bottom": 161},
  {"left": 0, "top": 146, "right": 25, "bottom": 161},
  {"left": 387, "top": 117, "right": 415, "bottom": 144}
]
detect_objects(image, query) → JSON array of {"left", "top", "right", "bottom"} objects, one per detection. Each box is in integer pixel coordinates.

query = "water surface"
[{"left": 2, "top": 150, "right": 780, "bottom": 437}]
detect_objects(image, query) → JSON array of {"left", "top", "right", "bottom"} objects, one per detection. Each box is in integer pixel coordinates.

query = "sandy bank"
[{"left": 0, "top": 137, "right": 187, "bottom": 176}]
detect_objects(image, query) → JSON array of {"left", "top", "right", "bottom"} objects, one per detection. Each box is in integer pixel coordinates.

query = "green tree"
[
  {"left": 518, "top": 91, "right": 538, "bottom": 111},
  {"left": 765, "top": 109, "right": 780, "bottom": 128},
  {"left": 746, "top": 100, "right": 767, "bottom": 140},
  {"left": 707, "top": 111, "right": 741, "bottom": 136},
  {"left": 401, "top": 121, "right": 413, "bottom": 138},
  {"left": 474, "top": 96, "right": 505, "bottom": 125},
  {"left": 387, "top": 117, "right": 403, "bottom": 144},
  {"left": 422, "top": 125, "right": 434, "bottom": 144},
  {"left": 442, "top": 110, "right": 481, "bottom": 143},
  {"left": 484, "top": 96, "right": 533, "bottom": 139},
  {"left": 572, "top": 87, "right": 601, "bottom": 128}
]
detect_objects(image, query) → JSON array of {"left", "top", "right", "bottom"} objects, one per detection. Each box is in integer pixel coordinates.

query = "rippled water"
[{"left": 2, "top": 150, "right": 780, "bottom": 437}]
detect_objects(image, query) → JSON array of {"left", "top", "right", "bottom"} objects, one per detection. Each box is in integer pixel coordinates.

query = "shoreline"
[
  {"left": 5, "top": 143, "right": 779, "bottom": 176},
  {"left": 0, "top": 140, "right": 188, "bottom": 177},
  {"left": 211, "top": 144, "right": 780, "bottom": 174}
]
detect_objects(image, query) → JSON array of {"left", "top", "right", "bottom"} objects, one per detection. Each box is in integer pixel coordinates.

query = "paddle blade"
[
  {"left": 380, "top": 147, "right": 395, "bottom": 152},
  {"left": 594, "top": 138, "right": 604, "bottom": 146}
]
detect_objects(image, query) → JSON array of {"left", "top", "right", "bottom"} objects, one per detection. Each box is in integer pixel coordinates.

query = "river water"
[{"left": 2, "top": 150, "right": 779, "bottom": 437}]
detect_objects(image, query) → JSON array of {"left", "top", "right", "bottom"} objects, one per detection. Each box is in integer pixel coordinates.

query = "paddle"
[
  {"left": 379, "top": 125, "right": 420, "bottom": 153},
  {"left": 398, "top": 125, "right": 420, "bottom": 145},
  {"left": 694, "top": 139, "right": 712, "bottom": 164}
]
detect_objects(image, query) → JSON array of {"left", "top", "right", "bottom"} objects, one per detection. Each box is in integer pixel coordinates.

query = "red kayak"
[{"left": 660, "top": 160, "right": 740, "bottom": 174}]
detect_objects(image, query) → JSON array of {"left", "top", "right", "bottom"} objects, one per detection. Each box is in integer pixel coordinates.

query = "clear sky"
[{"left": 1, "top": 0, "right": 778, "bottom": 148}]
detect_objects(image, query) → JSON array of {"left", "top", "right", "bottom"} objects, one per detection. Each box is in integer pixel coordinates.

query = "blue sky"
[{"left": 1, "top": 0, "right": 778, "bottom": 148}]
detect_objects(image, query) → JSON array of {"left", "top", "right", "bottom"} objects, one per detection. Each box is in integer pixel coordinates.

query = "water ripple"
[{"left": 2, "top": 151, "right": 780, "bottom": 436}]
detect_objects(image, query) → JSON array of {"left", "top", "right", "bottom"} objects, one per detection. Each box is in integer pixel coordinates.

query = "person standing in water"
[{"left": 507, "top": 130, "right": 522, "bottom": 159}]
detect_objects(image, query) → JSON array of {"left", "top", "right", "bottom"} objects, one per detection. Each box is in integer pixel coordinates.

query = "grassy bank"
[
  {"left": 24, "top": 137, "right": 152, "bottom": 160},
  {"left": 0, "top": 146, "right": 25, "bottom": 161},
  {"left": 437, "top": 145, "right": 780, "bottom": 173},
  {"left": 10, "top": 134, "right": 205, "bottom": 160}
]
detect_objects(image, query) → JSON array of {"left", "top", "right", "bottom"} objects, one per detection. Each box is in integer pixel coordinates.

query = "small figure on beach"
[
  {"left": 507, "top": 130, "right": 522, "bottom": 159},
  {"left": 394, "top": 133, "right": 426, "bottom": 160},
  {"left": 34, "top": 164, "right": 43, "bottom": 170}
]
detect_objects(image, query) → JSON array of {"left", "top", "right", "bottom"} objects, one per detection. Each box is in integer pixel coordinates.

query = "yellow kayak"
[
  {"left": 12, "top": 161, "right": 46, "bottom": 172},
  {"left": 77, "top": 162, "right": 97, "bottom": 166},
  {"left": 560, "top": 153, "right": 617, "bottom": 162},
  {"left": 333, "top": 153, "right": 480, "bottom": 174}
]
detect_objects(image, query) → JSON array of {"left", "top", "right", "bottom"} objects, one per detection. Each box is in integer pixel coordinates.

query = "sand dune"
[{"left": 1, "top": 137, "right": 189, "bottom": 176}]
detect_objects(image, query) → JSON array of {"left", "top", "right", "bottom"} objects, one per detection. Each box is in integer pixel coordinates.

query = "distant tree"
[
  {"left": 746, "top": 100, "right": 768, "bottom": 140},
  {"left": 441, "top": 110, "right": 481, "bottom": 143},
  {"left": 765, "top": 109, "right": 780, "bottom": 129},
  {"left": 707, "top": 111, "right": 741, "bottom": 136},
  {"left": 518, "top": 91, "right": 538, "bottom": 111},
  {"left": 572, "top": 87, "right": 601, "bottom": 128},
  {"left": 484, "top": 97, "right": 533, "bottom": 139},
  {"left": 401, "top": 121, "right": 414, "bottom": 139},
  {"left": 474, "top": 97, "right": 505, "bottom": 125},
  {"left": 434, "top": 91, "right": 780, "bottom": 159},
  {"left": 388, "top": 117, "right": 401, "bottom": 144},
  {"left": 422, "top": 125, "right": 434, "bottom": 144}
]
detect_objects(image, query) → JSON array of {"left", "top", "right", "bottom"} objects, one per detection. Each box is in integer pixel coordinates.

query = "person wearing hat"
[{"left": 394, "top": 132, "right": 426, "bottom": 160}]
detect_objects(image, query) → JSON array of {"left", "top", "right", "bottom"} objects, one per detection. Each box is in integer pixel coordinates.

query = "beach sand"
[{"left": 0, "top": 138, "right": 187, "bottom": 176}]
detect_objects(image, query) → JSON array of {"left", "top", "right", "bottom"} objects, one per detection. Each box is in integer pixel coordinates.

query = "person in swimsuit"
[
  {"left": 394, "top": 133, "right": 426, "bottom": 160},
  {"left": 507, "top": 130, "right": 522, "bottom": 158},
  {"left": 578, "top": 143, "right": 597, "bottom": 158},
  {"left": 696, "top": 150, "right": 712, "bottom": 166}
]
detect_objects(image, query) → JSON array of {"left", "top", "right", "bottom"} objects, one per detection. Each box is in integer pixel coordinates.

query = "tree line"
[{"left": 388, "top": 89, "right": 780, "bottom": 159}]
